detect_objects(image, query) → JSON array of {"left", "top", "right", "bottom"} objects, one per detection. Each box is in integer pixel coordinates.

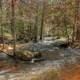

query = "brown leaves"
[{"left": 59, "top": 64, "right": 80, "bottom": 80}]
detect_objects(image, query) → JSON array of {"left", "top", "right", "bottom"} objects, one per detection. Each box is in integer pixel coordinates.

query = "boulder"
[{"left": 15, "top": 50, "right": 42, "bottom": 60}]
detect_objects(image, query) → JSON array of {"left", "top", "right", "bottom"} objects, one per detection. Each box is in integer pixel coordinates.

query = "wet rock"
[
  {"left": 58, "top": 43, "right": 68, "bottom": 48},
  {"left": 0, "top": 52, "right": 8, "bottom": 60},
  {"left": 15, "top": 50, "right": 42, "bottom": 61}
]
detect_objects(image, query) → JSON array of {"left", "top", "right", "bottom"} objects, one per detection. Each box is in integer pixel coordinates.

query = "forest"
[{"left": 0, "top": 0, "right": 80, "bottom": 80}]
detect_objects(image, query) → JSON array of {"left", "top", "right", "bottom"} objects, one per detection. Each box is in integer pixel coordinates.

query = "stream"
[
  {"left": 0, "top": 47, "right": 80, "bottom": 80},
  {"left": 0, "top": 37, "right": 80, "bottom": 80}
]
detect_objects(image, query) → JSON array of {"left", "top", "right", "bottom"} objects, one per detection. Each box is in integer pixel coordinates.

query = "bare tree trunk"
[
  {"left": 33, "top": 4, "right": 39, "bottom": 43},
  {"left": 11, "top": 0, "right": 16, "bottom": 56},
  {"left": 40, "top": 5, "right": 44, "bottom": 40},
  {"left": 0, "top": 0, "right": 4, "bottom": 49},
  {"left": 63, "top": 1, "right": 69, "bottom": 45},
  {"left": 33, "top": 17, "right": 38, "bottom": 42},
  {"left": 75, "top": 0, "right": 80, "bottom": 42}
]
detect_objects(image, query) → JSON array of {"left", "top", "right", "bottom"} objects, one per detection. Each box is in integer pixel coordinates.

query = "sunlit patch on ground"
[{"left": 0, "top": 43, "right": 24, "bottom": 53}]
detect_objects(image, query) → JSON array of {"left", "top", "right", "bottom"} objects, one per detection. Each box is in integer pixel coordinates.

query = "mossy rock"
[{"left": 16, "top": 50, "right": 42, "bottom": 60}]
